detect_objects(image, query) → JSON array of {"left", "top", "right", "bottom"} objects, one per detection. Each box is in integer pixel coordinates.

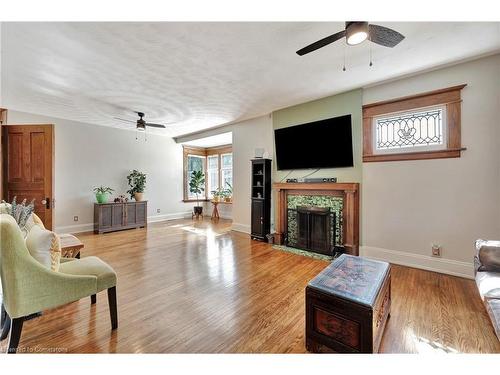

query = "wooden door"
[
  {"left": 125, "top": 203, "right": 137, "bottom": 226},
  {"left": 136, "top": 202, "right": 147, "bottom": 226},
  {"left": 2, "top": 125, "right": 54, "bottom": 230},
  {"left": 251, "top": 199, "right": 263, "bottom": 236},
  {"left": 111, "top": 204, "right": 124, "bottom": 229}
]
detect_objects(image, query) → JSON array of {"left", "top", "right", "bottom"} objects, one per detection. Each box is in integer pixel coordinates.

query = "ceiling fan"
[
  {"left": 296, "top": 22, "right": 405, "bottom": 56},
  {"left": 114, "top": 112, "right": 170, "bottom": 131}
]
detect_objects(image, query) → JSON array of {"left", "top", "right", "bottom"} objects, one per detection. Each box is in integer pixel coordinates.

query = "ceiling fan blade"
[
  {"left": 296, "top": 30, "right": 346, "bottom": 56},
  {"left": 114, "top": 117, "right": 136, "bottom": 124},
  {"left": 369, "top": 24, "right": 405, "bottom": 47},
  {"left": 145, "top": 123, "right": 166, "bottom": 128}
]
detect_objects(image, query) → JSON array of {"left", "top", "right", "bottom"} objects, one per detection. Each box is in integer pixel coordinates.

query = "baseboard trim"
[
  {"left": 55, "top": 223, "right": 94, "bottom": 234},
  {"left": 148, "top": 212, "right": 192, "bottom": 223},
  {"left": 231, "top": 222, "right": 251, "bottom": 234},
  {"left": 202, "top": 214, "right": 233, "bottom": 220},
  {"left": 56, "top": 211, "right": 192, "bottom": 234},
  {"left": 360, "top": 245, "right": 474, "bottom": 279}
]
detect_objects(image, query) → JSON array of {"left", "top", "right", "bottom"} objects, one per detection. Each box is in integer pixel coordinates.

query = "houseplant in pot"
[
  {"left": 93, "top": 186, "right": 114, "bottom": 204},
  {"left": 126, "top": 170, "right": 146, "bottom": 201},
  {"left": 223, "top": 182, "right": 233, "bottom": 202},
  {"left": 189, "top": 170, "right": 205, "bottom": 218},
  {"left": 211, "top": 188, "right": 224, "bottom": 202}
]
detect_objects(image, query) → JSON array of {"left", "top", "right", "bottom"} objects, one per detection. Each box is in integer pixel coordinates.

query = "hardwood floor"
[{"left": 1, "top": 219, "right": 499, "bottom": 353}]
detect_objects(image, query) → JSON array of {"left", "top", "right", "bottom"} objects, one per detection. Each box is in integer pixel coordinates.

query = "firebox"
[{"left": 286, "top": 206, "right": 337, "bottom": 256}]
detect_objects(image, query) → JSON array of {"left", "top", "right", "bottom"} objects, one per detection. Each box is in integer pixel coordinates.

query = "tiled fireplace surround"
[{"left": 273, "top": 183, "right": 360, "bottom": 256}]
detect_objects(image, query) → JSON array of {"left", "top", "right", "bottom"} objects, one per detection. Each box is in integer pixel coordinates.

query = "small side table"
[
  {"left": 59, "top": 234, "right": 84, "bottom": 259},
  {"left": 211, "top": 201, "right": 220, "bottom": 220},
  {"left": 211, "top": 200, "right": 232, "bottom": 221}
]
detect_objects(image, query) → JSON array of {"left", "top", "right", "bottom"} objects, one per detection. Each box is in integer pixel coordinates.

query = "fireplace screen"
[{"left": 286, "top": 206, "right": 337, "bottom": 256}]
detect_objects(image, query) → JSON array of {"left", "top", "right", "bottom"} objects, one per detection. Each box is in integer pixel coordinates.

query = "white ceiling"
[
  {"left": 1, "top": 22, "right": 499, "bottom": 136},
  {"left": 182, "top": 132, "right": 232, "bottom": 148}
]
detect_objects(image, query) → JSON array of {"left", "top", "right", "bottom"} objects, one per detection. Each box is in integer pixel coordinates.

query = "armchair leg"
[
  {"left": 107, "top": 286, "right": 118, "bottom": 330},
  {"left": 1, "top": 304, "right": 5, "bottom": 329},
  {"left": 91, "top": 294, "right": 96, "bottom": 305},
  {"left": 1, "top": 313, "right": 10, "bottom": 341},
  {"left": 7, "top": 317, "right": 24, "bottom": 354}
]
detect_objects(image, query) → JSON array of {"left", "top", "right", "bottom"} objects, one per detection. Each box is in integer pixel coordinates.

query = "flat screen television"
[{"left": 274, "top": 114, "right": 354, "bottom": 170}]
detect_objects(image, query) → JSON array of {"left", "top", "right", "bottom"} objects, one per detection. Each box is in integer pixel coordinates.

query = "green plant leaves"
[{"left": 126, "top": 170, "right": 147, "bottom": 199}]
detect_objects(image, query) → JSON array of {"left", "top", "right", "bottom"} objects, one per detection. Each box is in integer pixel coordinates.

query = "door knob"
[{"left": 41, "top": 198, "right": 50, "bottom": 209}]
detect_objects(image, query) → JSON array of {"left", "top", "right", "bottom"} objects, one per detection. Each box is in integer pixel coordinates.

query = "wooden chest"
[{"left": 306, "top": 254, "right": 391, "bottom": 353}]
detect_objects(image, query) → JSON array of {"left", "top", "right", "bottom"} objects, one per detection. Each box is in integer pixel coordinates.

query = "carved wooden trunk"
[
  {"left": 94, "top": 201, "right": 147, "bottom": 234},
  {"left": 306, "top": 254, "right": 391, "bottom": 353}
]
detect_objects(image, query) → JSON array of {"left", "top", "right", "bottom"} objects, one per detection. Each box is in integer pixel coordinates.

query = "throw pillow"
[
  {"left": 25, "top": 225, "right": 61, "bottom": 272},
  {"left": 1, "top": 197, "right": 36, "bottom": 236}
]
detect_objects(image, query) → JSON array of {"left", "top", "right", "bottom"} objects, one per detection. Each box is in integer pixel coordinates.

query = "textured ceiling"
[{"left": 1, "top": 22, "right": 499, "bottom": 136}]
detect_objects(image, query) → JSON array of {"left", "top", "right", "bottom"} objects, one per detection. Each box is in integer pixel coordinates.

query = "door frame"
[{"left": 2, "top": 124, "right": 55, "bottom": 230}]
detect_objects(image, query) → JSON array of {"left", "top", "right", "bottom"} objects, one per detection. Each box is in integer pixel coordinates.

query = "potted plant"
[
  {"left": 93, "top": 186, "right": 114, "bottom": 204},
  {"left": 223, "top": 182, "right": 233, "bottom": 202},
  {"left": 189, "top": 170, "right": 205, "bottom": 217},
  {"left": 126, "top": 170, "right": 146, "bottom": 201},
  {"left": 211, "top": 187, "right": 224, "bottom": 202}
]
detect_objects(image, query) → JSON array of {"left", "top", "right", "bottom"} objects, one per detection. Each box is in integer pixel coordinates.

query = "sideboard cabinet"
[{"left": 94, "top": 201, "right": 147, "bottom": 234}]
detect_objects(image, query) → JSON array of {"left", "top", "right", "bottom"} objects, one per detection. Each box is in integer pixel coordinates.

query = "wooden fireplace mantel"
[{"left": 273, "top": 182, "right": 360, "bottom": 256}]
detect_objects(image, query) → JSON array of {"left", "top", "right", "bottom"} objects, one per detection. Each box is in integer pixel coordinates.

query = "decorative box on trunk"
[{"left": 306, "top": 254, "right": 391, "bottom": 353}]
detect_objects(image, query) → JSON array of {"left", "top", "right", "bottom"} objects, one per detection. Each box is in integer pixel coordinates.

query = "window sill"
[
  {"left": 182, "top": 199, "right": 210, "bottom": 203},
  {"left": 363, "top": 147, "right": 466, "bottom": 163}
]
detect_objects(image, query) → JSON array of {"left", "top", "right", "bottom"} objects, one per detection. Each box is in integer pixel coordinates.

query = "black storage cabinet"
[{"left": 250, "top": 159, "right": 272, "bottom": 241}]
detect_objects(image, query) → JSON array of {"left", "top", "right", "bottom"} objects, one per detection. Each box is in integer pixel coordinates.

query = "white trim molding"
[
  {"left": 55, "top": 222, "right": 94, "bottom": 234},
  {"left": 56, "top": 211, "right": 192, "bottom": 234},
  {"left": 231, "top": 222, "right": 251, "bottom": 234},
  {"left": 147, "top": 211, "right": 192, "bottom": 223},
  {"left": 360, "top": 246, "right": 474, "bottom": 279}
]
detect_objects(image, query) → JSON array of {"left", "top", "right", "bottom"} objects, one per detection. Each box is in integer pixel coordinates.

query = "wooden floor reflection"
[{"left": 1, "top": 218, "right": 498, "bottom": 353}]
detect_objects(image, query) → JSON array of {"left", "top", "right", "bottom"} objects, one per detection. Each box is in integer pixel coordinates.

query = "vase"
[
  {"left": 134, "top": 192, "right": 144, "bottom": 201},
  {"left": 95, "top": 193, "right": 108, "bottom": 204}
]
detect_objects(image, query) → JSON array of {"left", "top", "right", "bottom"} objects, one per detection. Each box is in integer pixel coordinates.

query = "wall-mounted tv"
[{"left": 274, "top": 114, "right": 354, "bottom": 170}]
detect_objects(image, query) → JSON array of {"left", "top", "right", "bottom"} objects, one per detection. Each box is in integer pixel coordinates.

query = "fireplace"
[
  {"left": 273, "top": 182, "right": 360, "bottom": 256},
  {"left": 287, "top": 206, "right": 336, "bottom": 256}
]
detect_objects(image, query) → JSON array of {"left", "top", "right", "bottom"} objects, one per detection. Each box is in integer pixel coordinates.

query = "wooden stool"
[{"left": 211, "top": 201, "right": 220, "bottom": 220}]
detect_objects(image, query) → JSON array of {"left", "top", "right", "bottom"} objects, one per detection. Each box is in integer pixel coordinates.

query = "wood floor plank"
[{"left": 1, "top": 218, "right": 499, "bottom": 353}]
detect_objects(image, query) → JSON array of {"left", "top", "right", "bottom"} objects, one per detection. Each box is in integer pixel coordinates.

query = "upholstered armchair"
[{"left": 0, "top": 214, "right": 118, "bottom": 353}]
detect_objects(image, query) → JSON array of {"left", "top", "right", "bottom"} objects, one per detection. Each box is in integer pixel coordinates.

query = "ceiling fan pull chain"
[{"left": 342, "top": 43, "right": 347, "bottom": 72}]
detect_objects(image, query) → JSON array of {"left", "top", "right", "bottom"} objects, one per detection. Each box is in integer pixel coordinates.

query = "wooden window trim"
[
  {"left": 362, "top": 84, "right": 467, "bottom": 163},
  {"left": 183, "top": 144, "right": 232, "bottom": 201},
  {"left": 0, "top": 108, "right": 7, "bottom": 125}
]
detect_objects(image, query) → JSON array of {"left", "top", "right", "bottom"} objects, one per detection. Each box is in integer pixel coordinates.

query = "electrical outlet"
[
  {"left": 156, "top": 208, "right": 161, "bottom": 213},
  {"left": 431, "top": 244, "right": 441, "bottom": 257},
  {"left": 73, "top": 216, "right": 79, "bottom": 222}
]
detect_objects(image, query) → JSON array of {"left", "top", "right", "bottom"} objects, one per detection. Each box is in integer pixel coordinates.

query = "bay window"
[{"left": 183, "top": 145, "right": 232, "bottom": 201}]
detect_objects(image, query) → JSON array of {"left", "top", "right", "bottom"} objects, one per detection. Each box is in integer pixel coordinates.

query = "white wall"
[
  {"left": 7, "top": 110, "right": 192, "bottom": 233},
  {"left": 361, "top": 54, "right": 500, "bottom": 278},
  {"left": 231, "top": 115, "right": 274, "bottom": 233},
  {"left": 176, "top": 114, "right": 274, "bottom": 233},
  {"left": 0, "top": 22, "right": 3, "bottom": 106}
]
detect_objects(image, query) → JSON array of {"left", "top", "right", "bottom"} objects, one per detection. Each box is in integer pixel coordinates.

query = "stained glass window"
[{"left": 374, "top": 106, "right": 446, "bottom": 152}]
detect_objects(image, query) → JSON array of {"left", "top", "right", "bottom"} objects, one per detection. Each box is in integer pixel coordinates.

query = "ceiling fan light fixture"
[{"left": 346, "top": 22, "right": 369, "bottom": 45}]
